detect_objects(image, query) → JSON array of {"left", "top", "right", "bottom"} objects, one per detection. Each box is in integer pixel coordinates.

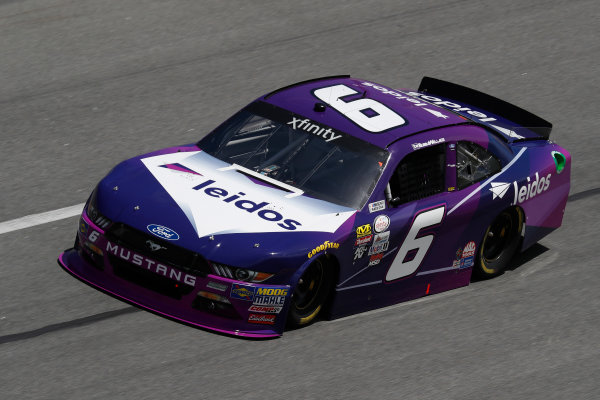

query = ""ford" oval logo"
[{"left": 147, "top": 224, "right": 180, "bottom": 240}]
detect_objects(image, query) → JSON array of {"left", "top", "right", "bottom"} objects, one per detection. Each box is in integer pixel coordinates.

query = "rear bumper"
[{"left": 58, "top": 214, "right": 291, "bottom": 338}]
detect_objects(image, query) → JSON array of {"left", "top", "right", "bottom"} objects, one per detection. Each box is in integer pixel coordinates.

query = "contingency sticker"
[
  {"left": 368, "top": 200, "right": 386, "bottom": 213},
  {"left": 373, "top": 215, "right": 390, "bottom": 233},
  {"left": 252, "top": 287, "right": 288, "bottom": 306},
  {"left": 452, "top": 241, "right": 476, "bottom": 269},
  {"left": 230, "top": 284, "right": 256, "bottom": 301}
]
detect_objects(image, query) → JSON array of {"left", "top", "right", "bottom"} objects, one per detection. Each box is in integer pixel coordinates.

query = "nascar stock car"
[{"left": 58, "top": 76, "right": 570, "bottom": 337}]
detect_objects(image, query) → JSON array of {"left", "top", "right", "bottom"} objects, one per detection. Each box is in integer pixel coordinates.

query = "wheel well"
[
  {"left": 474, "top": 205, "right": 525, "bottom": 280},
  {"left": 317, "top": 254, "right": 340, "bottom": 316},
  {"left": 508, "top": 205, "right": 525, "bottom": 237}
]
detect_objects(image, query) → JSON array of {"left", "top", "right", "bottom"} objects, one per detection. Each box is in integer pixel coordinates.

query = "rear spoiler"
[{"left": 417, "top": 77, "right": 552, "bottom": 140}]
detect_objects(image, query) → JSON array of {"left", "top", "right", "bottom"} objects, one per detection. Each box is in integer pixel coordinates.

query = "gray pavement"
[{"left": 1, "top": 0, "right": 599, "bottom": 399}]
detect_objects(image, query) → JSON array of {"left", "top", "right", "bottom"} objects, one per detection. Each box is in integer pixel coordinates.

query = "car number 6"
[
  {"left": 89, "top": 231, "right": 99, "bottom": 242},
  {"left": 386, "top": 205, "right": 445, "bottom": 281},
  {"left": 313, "top": 84, "right": 406, "bottom": 132}
]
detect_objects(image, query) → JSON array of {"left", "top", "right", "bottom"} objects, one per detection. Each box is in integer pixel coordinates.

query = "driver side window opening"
[
  {"left": 456, "top": 142, "right": 501, "bottom": 189},
  {"left": 388, "top": 143, "right": 446, "bottom": 205}
]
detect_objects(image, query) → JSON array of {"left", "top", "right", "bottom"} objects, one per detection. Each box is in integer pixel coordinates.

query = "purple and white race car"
[{"left": 58, "top": 76, "right": 571, "bottom": 337}]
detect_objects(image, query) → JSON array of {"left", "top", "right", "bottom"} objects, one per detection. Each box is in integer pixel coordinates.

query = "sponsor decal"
[
  {"left": 422, "top": 108, "right": 449, "bottom": 119},
  {"left": 368, "top": 200, "right": 386, "bottom": 213},
  {"left": 147, "top": 224, "right": 180, "bottom": 241},
  {"left": 142, "top": 151, "right": 357, "bottom": 238},
  {"left": 490, "top": 182, "right": 511, "bottom": 200},
  {"left": 460, "top": 256, "right": 474, "bottom": 269},
  {"left": 192, "top": 179, "right": 302, "bottom": 231},
  {"left": 452, "top": 241, "right": 476, "bottom": 269},
  {"left": 105, "top": 241, "right": 196, "bottom": 286},
  {"left": 308, "top": 240, "right": 340, "bottom": 259},
  {"left": 230, "top": 284, "right": 256, "bottom": 301},
  {"left": 248, "top": 305, "right": 282, "bottom": 314},
  {"left": 405, "top": 91, "right": 499, "bottom": 123},
  {"left": 356, "top": 224, "right": 372, "bottom": 238},
  {"left": 145, "top": 240, "right": 166, "bottom": 252},
  {"left": 256, "top": 287, "right": 288, "bottom": 296},
  {"left": 411, "top": 138, "right": 445, "bottom": 150},
  {"left": 253, "top": 295, "right": 286, "bottom": 306},
  {"left": 455, "top": 247, "right": 463, "bottom": 259},
  {"left": 287, "top": 117, "right": 342, "bottom": 142},
  {"left": 206, "top": 281, "right": 228, "bottom": 292},
  {"left": 462, "top": 241, "right": 476, "bottom": 258},
  {"left": 373, "top": 215, "right": 390, "bottom": 233},
  {"left": 513, "top": 172, "right": 551, "bottom": 204},
  {"left": 369, "top": 253, "right": 383, "bottom": 266},
  {"left": 373, "top": 231, "right": 390, "bottom": 244},
  {"left": 79, "top": 218, "right": 88, "bottom": 234},
  {"left": 252, "top": 287, "right": 288, "bottom": 306},
  {"left": 355, "top": 234, "right": 373, "bottom": 246},
  {"left": 404, "top": 90, "right": 527, "bottom": 139},
  {"left": 248, "top": 314, "right": 276, "bottom": 325},
  {"left": 368, "top": 241, "right": 389, "bottom": 255},
  {"left": 452, "top": 247, "right": 462, "bottom": 269},
  {"left": 360, "top": 81, "right": 430, "bottom": 108},
  {"left": 354, "top": 245, "right": 368, "bottom": 260}
]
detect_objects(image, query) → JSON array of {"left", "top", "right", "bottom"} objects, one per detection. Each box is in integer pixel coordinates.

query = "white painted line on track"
[{"left": 0, "top": 203, "right": 85, "bottom": 235}]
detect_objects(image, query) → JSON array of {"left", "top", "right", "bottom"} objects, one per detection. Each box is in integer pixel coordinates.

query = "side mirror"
[{"left": 389, "top": 197, "right": 402, "bottom": 207}]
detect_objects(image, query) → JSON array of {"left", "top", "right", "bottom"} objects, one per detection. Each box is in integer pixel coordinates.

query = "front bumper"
[{"left": 57, "top": 213, "right": 291, "bottom": 338}]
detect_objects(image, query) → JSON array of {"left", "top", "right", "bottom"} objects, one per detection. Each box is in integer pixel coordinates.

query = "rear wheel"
[
  {"left": 474, "top": 207, "right": 523, "bottom": 279},
  {"left": 287, "top": 257, "right": 333, "bottom": 328}
]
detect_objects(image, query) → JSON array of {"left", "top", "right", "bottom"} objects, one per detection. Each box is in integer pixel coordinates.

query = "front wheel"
[
  {"left": 473, "top": 207, "right": 523, "bottom": 279},
  {"left": 287, "top": 258, "right": 333, "bottom": 328}
]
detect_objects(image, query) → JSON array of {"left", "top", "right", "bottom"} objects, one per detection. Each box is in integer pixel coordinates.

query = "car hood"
[{"left": 95, "top": 147, "right": 356, "bottom": 266}]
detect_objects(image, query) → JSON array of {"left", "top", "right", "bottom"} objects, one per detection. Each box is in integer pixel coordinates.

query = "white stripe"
[
  {"left": 336, "top": 246, "right": 398, "bottom": 287},
  {"left": 0, "top": 203, "right": 85, "bottom": 235},
  {"left": 336, "top": 280, "right": 381, "bottom": 291},
  {"left": 416, "top": 266, "right": 457, "bottom": 276},
  {"left": 448, "top": 147, "right": 526, "bottom": 215}
]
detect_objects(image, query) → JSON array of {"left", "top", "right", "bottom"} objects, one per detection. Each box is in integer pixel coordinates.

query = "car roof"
[{"left": 260, "top": 76, "right": 468, "bottom": 149}]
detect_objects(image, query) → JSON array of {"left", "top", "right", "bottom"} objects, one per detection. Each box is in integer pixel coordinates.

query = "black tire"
[
  {"left": 473, "top": 207, "right": 523, "bottom": 279},
  {"left": 287, "top": 257, "right": 333, "bottom": 328}
]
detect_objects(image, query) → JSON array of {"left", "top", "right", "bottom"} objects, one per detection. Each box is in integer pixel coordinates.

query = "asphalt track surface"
[{"left": 1, "top": 0, "right": 599, "bottom": 398}]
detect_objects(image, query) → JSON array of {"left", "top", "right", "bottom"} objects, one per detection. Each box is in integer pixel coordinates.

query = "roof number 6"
[{"left": 313, "top": 84, "right": 406, "bottom": 132}]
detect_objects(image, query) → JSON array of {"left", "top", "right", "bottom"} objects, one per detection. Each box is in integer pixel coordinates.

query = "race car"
[{"left": 58, "top": 75, "right": 571, "bottom": 337}]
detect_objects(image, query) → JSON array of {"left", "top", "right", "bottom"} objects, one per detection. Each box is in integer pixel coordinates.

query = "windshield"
[{"left": 198, "top": 101, "right": 389, "bottom": 209}]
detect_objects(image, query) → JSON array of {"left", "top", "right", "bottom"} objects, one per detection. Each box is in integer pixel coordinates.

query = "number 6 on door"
[{"left": 386, "top": 205, "right": 445, "bottom": 281}]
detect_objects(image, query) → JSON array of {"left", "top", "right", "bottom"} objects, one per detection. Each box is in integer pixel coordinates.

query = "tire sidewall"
[
  {"left": 287, "top": 257, "right": 334, "bottom": 328},
  {"left": 474, "top": 208, "right": 523, "bottom": 279}
]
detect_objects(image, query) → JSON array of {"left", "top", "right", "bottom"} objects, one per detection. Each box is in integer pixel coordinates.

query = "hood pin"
[
  {"left": 209, "top": 235, "right": 214, "bottom": 241},
  {"left": 134, "top": 205, "right": 140, "bottom": 211},
  {"left": 113, "top": 186, "right": 119, "bottom": 191},
  {"left": 254, "top": 243, "right": 260, "bottom": 248}
]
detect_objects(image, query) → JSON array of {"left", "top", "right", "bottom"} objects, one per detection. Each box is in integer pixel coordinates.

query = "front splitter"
[{"left": 58, "top": 249, "right": 281, "bottom": 338}]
